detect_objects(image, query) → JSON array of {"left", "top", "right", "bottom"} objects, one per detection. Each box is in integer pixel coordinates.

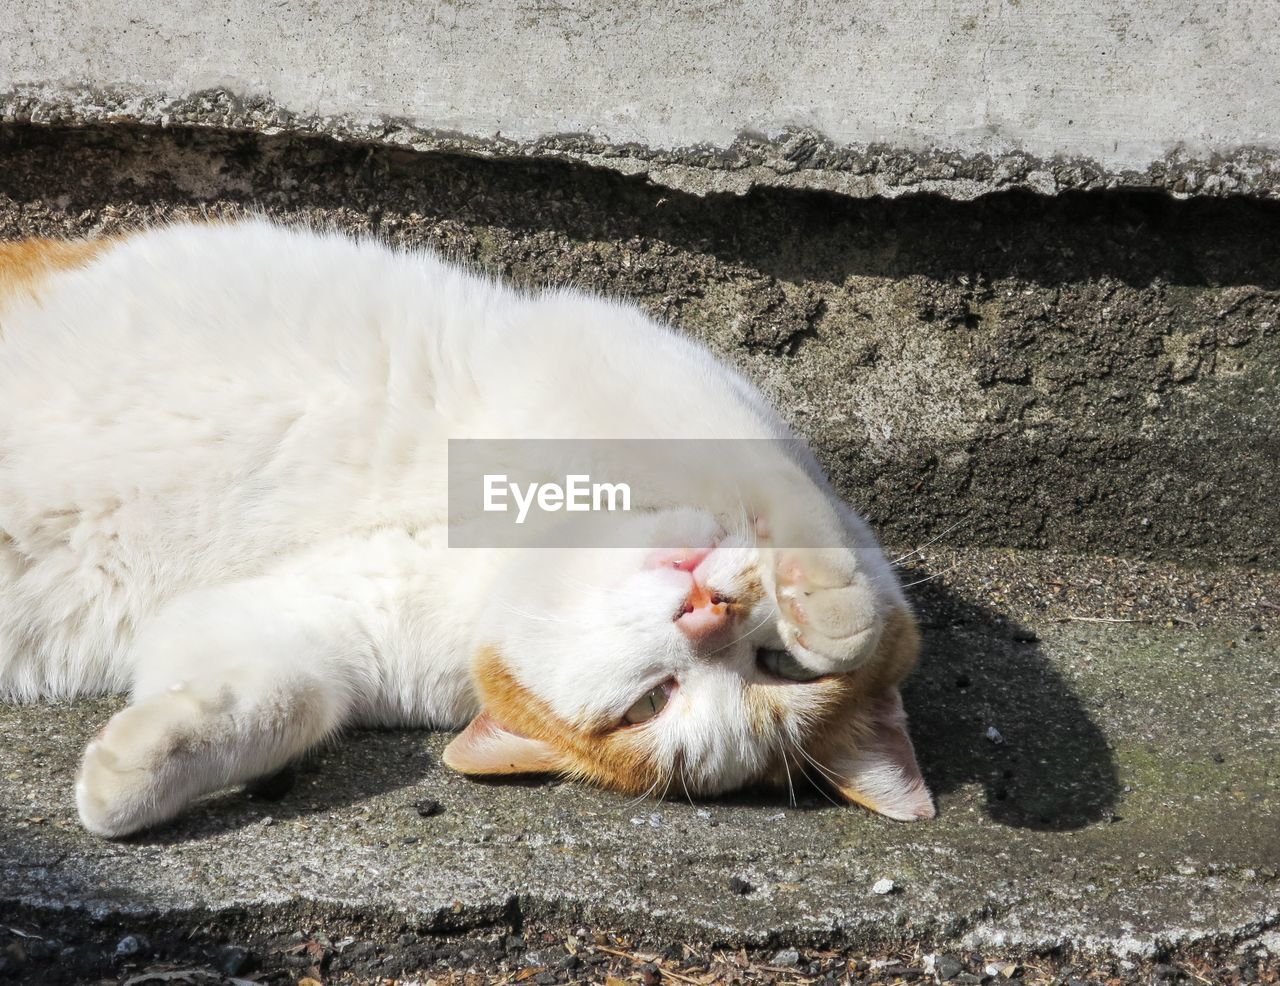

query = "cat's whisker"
[
  {"left": 787, "top": 742, "right": 843, "bottom": 808},
  {"left": 889, "top": 516, "right": 971, "bottom": 567},
  {"left": 498, "top": 603, "right": 573, "bottom": 624},
  {"left": 622, "top": 771, "right": 664, "bottom": 809},
  {"left": 699, "top": 609, "right": 775, "bottom": 659},
  {"left": 795, "top": 743, "right": 844, "bottom": 789},
  {"left": 677, "top": 758, "right": 696, "bottom": 808},
  {"left": 769, "top": 733, "right": 797, "bottom": 808},
  {"left": 898, "top": 563, "right": 961, "bottom": 590},
  {"left": 659, "top": 765, "right": 676, "bottom": 804}
]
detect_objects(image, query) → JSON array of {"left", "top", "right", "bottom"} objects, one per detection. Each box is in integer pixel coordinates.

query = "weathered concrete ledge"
[
  {"left": 2, "top": 554, "right": 1277, "bottom": 973},
  {"left": 2, "top": 121, "right": 1277, "bottom": 568},
  {"left": 3, "top": 0, "right": 1280, "bottom": 200}
]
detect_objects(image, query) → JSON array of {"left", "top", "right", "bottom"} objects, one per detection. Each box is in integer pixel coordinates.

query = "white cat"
[{"left": 0, "top": 221, "right": 934, "bottom": 837}]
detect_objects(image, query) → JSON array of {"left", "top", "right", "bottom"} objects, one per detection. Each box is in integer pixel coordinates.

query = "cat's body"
[{"left": 0, "top": 222, "right": 934, "bottom": 837}]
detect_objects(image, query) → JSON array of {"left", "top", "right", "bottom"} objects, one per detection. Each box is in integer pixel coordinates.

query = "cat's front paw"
[
  {"left": 76, "top": 692, "right": 201, "bottom": 838},
  {"left": 771, "top": 549, "right": 883, "bottom": 674}
]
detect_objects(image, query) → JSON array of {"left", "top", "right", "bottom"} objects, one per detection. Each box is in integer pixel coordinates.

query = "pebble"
[
  {"left": 414, "top": 798, "right": 444, "bottom": 818},
  {"left": 640, "top": 962, "right": 661, "bottom": 985},
  {"left": 935, "top": 954, "right": 964, "bottom": 980},
  {"left": 772, "top": 948, "right": 801, "bottom": 967},
  {"left": 985, "top": 726, "right": 1005, "bottom": 744},
  {"left": 114, "top": 935, "right": 148, "bottom": 958},
  {"left": 871, "top": 877, "right": 895, "bottom": 895},
  {"left": 727, "top": 876, "right": 753, "bottom": 895},
  {"left": 212, "top": 945, "right": 253, "bottom": 977}
]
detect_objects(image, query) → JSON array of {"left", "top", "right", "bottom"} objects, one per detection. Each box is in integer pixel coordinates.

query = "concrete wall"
[
  {"left": 0, "top": 3, "right": 1276, "bottom": 566},
  {"left": 3, "top": 0, "right": 1279, "bottom": 199},
  {"left": 1, "top": 123, "right": 1276, "bottom": 567}
]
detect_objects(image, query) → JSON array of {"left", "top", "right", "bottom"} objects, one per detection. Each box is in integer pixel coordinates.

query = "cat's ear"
[
  {"left": 822, "top": 688, "right": 936, "bottom": 821},
  {"left": 442, "top": 713, "right": 565, "bottom": 777}
]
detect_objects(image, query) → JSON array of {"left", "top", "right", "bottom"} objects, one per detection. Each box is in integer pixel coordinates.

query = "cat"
[{"left": 0, "top": 220, "right": 935, "bottom": 837}]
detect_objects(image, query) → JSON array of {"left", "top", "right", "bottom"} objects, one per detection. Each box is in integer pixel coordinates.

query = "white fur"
[{"left": 0, "top": 221, "right": 910, "bottom": 835}]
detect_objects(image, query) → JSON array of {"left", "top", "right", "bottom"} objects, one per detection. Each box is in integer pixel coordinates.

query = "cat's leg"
[
  {"left": 75, "top": 573, "right": 377, "bottom": 838},
  {"left": 746, "top": 465, "right": 906, "bottom": 675}
]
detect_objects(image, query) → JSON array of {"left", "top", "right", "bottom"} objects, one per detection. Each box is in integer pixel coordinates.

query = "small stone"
[
  {"left": 871, "top": 877, "right": 895, "bottom": 895},
  {"left": 0, "top": 948, "right": 23, "bottom": 977},
  {"left": 401, "top": 835, "right": 421, "bottom": 845},
  {"left": 414, "top": 798, "right": 444, "bottom": 817},
  {"left": 985, "top": 726, "right": 1005, "bottom": 744},
  {"left": 935, "top": 954, "right": 964, "bottom": 980},
  {"left": 727, "top": 876, "right": 753, "bottom": 895},
  {"left": 114, "top": 935, "right": 147, "bottom": 959},
  {"left": 772, "top": 948, "right": 801, "bottom": 967},
  {"left": 534, "top": 972, "right": 558, "bottom": 985},
  {"left": 640, "top": 962, "right": 661, "bottom": 985},
  {"left": 504, "top": 935, "right": 526, "bottom": 952},
  {"left": 212, "top": 945, "right": 253, "bottom": 977},
  {"left": 558, "top": 953, "right": 582, "bottom": 971}
]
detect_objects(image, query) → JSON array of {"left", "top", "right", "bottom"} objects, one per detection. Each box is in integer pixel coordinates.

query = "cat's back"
[{"left": 0, "top": 222, "right": 479, "bottom": 695}]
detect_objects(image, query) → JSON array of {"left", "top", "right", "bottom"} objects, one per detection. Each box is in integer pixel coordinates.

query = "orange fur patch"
[
  {"left": 473, "top": 647, "right": 665, "bottom": 795},
  {"left": 0, "top": 237, "right": 114, "bottom": 315}
]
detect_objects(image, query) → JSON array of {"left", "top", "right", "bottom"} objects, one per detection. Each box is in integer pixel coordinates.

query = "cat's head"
[{"left": 443, "top": 508, "right": 934, "bottom": 821}]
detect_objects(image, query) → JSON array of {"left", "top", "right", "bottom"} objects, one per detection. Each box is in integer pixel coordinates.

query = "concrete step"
[{"left": 2, "top": 550, "right": 1275, "bottom": 968}]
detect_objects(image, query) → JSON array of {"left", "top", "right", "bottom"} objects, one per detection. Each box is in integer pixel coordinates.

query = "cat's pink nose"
[{"left": 675, "top": 581, "right": 732, "bottom": 641}]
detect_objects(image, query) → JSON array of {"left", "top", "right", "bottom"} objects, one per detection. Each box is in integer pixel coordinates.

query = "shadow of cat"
[
  {"left": 710, "top": 577, "right": 1119, "bottom": 831},
  {"left": 129, "top": 568, "right": 1116, "bottom": 843},
  {"left": 128, "top": 727, "right": 438, "bottom": 846},
  {"left": 902, "top": 576, "right": 1119, "bottom": 831}
]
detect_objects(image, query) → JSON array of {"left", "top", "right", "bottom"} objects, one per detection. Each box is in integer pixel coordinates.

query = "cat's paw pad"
[
  {"left": 773, "top": 550, "right": 882, "bottom": 673},
  {"left": 76, "top": 693, "right": 199, "bottom": 838}
]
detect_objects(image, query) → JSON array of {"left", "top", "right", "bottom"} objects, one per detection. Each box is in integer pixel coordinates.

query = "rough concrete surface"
[
  {"left": 1, "top": 122, "right": 1275, "bottom": 567},
  {"left": 2, "top": 555, "right": 1278, "bottom": 978},
  {"left": 3, "top": 1, "right": 1280, "bottom": 199}
]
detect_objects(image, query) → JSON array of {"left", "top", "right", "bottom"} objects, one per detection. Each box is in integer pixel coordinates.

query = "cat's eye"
[
  {"left": 622, "top": 682, "right": 670, "bottom": 725},
  {"left": 757, "top": 648, "right": 825, "bottom": 682}
]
